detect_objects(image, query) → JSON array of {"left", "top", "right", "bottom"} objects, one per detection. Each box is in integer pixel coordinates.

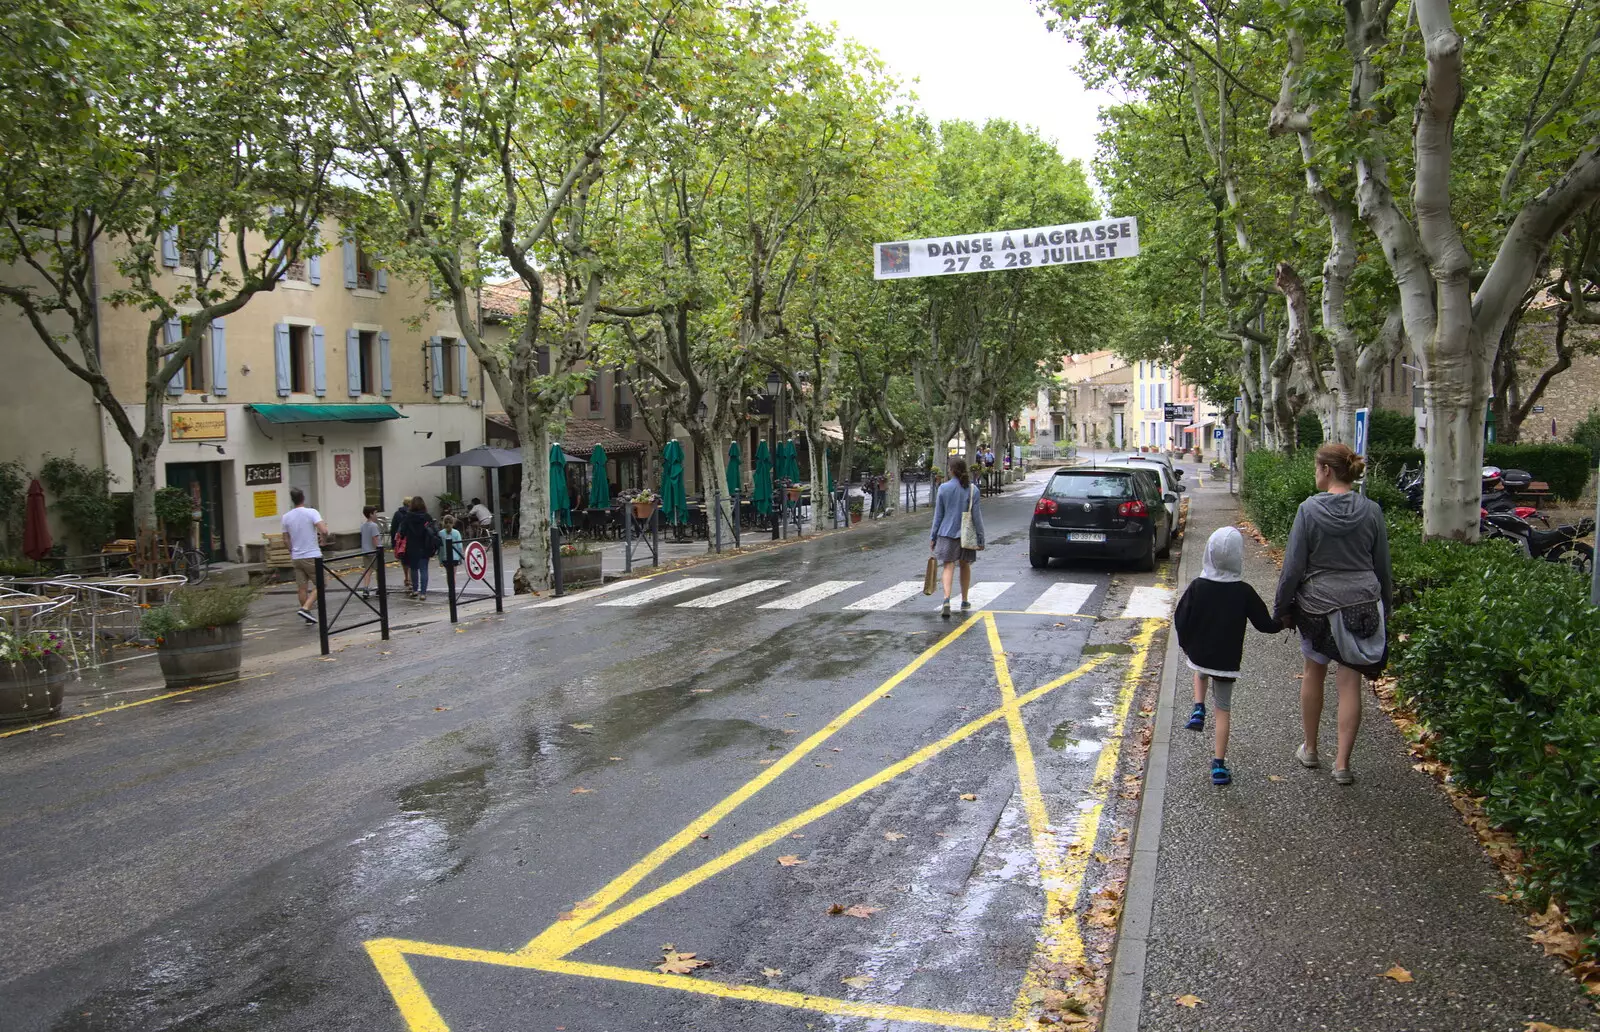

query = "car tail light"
[
  {"left": 1118, "top": 499, "right": 1148, "bottom": 518},
  {"left": 1034, "top": 498, "right": 1057, "bottom": 516}
]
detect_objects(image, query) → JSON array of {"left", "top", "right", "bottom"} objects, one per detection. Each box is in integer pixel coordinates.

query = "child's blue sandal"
[
  {"left": 1211, "top": 758, "right": 1232, "bottom": 786},
  {"left": 1185, "top": 703, "right": 1205, "bottom": 731}
]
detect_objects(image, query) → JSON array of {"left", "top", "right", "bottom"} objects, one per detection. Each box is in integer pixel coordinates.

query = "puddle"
[
  {"left": 1046, "top": 721, "right": 1102, "bottom": 755},
  {"left": 1047, "top": 721, "right": 1075, "bottom": 750},
  {"left": 1082, "top": 642, "right": 1135, "bottom": 655}
]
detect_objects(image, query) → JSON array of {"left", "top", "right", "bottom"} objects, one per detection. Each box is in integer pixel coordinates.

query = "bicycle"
[{"left": 165, "top": 540, "right": 209, "bottom": 584}]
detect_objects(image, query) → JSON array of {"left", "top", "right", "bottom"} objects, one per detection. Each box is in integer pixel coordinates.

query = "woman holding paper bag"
[{"left": 929, "top": 457, "right": 985, "bottom": 619}]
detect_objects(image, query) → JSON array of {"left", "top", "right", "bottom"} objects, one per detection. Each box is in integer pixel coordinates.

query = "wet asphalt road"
[{"left": 0, "top": 472, "right": 1179, "bottom": 1032}]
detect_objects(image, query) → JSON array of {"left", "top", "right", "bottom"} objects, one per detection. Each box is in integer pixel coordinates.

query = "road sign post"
[{"left": 1354, "top": 407, "right": 1370, "bottom": 496}]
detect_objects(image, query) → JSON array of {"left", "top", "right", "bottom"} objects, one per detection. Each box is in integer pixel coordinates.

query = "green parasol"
[
  {"left": 549, "top": 443, "right": 571, "bottom": 526},
  {"left": 725, "top": 441, "right": 743, "bottom": 498},
  {"left": 778, "top": 440, "right": 801, "bottom": 483},
  {"left": 588, "top": 444, "right": 611, "bottom": 508},
  {"left": 752, "top": 440, "right": 773, "bottom": 514},
  {"left": 659, "top": 439, "right": 688, "bottom": 525}
]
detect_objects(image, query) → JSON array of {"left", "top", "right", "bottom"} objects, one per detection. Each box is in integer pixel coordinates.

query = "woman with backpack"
[
  {"left": 396, "top": 496, "right": 439, "bottom": 600},
  {"left": 929, "top": 456, "right": 985, "bottom": 618}
]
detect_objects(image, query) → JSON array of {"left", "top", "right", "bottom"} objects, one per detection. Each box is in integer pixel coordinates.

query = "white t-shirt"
[
  {"left": 281, "top": 506, "right": 324, "bottom": 559},
  {"left": 470, "top": 503, "right": 493, "bottom": 524}
]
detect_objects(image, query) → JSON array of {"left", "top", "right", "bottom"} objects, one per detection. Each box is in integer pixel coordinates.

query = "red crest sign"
[{"left": 333, "top": 452, "right": 352, "bottom": 488}]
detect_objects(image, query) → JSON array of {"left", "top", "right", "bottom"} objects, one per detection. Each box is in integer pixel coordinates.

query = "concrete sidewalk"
[{"left": 1109, "top": 484, "right": 1599, "bottom": 1032}]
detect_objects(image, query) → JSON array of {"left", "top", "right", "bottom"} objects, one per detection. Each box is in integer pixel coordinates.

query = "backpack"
[{"left": 422, "top": 521, "right": 442, "bottom": 558}]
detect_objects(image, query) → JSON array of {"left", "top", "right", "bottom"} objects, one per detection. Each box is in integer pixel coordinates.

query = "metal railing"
[
  {"left": 314, "top": 547, "right": 390, "bottom": 656},
  {"left": 623, "top": 504, "right": 661, "bottom": 574},
  {"left": 443, "top": 533, "right": 504, "bottom": 622}
]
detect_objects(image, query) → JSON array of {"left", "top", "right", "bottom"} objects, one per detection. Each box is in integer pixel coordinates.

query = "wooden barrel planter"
[
  {"left": 564, "top": 553, "right": 602, "bottom": 585},
  {"left": 157, "top": 623, "right": 244, "bottom": 689},
  {"left": 0, "top": 655, "right": 68, "bottom": 725}
]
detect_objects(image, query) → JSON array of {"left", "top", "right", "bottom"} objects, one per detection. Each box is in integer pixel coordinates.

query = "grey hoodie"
[{"left": 1273, "top": 491, "right": 1392, "bottom": 619}]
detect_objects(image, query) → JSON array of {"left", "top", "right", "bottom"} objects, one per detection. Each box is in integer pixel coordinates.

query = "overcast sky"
[{"left": 801, "top": 0, "right": 1121, "bottom": 172}]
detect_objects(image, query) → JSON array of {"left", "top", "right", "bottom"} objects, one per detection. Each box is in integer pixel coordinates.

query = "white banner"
[{"left": 874, "top": 216, "right": 1140, "bottom": 280}]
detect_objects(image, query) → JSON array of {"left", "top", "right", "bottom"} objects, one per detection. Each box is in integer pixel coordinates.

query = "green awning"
[{"left": 248, "top": 404, "right": 406, "bottom": 424}]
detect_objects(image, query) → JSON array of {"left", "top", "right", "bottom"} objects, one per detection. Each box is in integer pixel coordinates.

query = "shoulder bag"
[{"left": 959, "top": 484, "right": 980, "bottom": 550}]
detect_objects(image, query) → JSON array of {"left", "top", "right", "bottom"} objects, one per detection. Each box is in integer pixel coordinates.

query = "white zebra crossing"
[
  {"left": 597, "top": 577, "right": 720, "bottom": 607},
  {"left": 1118, "top": 585, "right": 1175, "bottom": 619},
  {"left": 842, "top": 580, "right": 926, "bottom": 611},
  {"left": 1026, "top": 581, "right": 1097, "bottom": 616},
  {"left": 959, "top": 581, "right": 1015, "bottom": 610},
  {"left": 677, "top": 579, "right": 789, "bottom": 608},
  {"left": 757, "top": 580, "right": 862, "bottom": 610}
]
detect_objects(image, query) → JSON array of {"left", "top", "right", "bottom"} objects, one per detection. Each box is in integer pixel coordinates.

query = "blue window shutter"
[
  {"left": 274, "top": 323, "right": 292, "bottom": 396},
  {"left": 312, "top": 326, "right": 327, "bottom": 397},
  {"left": 162, "top": 227, "right": 180, "bottom": 268},
  {"left": 377, "top": 266, "right": 388, "bottom": 293},
  {"left": 210, "top": 319, "right": 227, "bottom": 395},
  {"left": 201, "top": 232, "right": 218, "bottom": 276},
  {"left": 166, "top": 319, "right": 184, "bottom": 394},
  {"left": 429, "top": 336, "right": 443, "bottom": 397},
  {"left": 379, "top": 331, "right": 392, "bottom": 396},
  {"left": 343, "top": 235, "right": 357, "bottom": 289},
  {"left": 346, "top": 329, "right": 361, "bottom": 397},
  {"left": 268, "top": 206, "right": 284, "bottom": 265},
  {"left": 456, "top": 341, "right": 468, "bottom": 397},
  {"left": 308, "top": 226, "right": 322, "bottom": 285}
]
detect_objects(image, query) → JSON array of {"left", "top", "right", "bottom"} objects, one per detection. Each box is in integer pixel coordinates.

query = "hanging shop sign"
[
  {"left": 244, "top": 463, "right": 282, "bottom": 486},
  {"left": 170, "top": 409, "right": 227, "bottom": 440},
  {"left": 873, "top": 216, "right": 1140, "bottom": 280}
]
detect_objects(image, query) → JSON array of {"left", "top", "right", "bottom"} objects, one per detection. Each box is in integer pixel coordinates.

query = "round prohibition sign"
[{"left": 463, "top": 540, "right": 489, "bottom": 581}]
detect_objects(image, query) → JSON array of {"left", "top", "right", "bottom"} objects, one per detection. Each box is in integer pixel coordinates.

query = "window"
[
  {"left": 440, "top": 337, "right": 458, "bottom": 395},
  {"left": 358, "top": 330, "right": 377, "bottom": 395},
  {"left": 584, "top": 369, "right": 603, "bottom": 417},
  {"left": 288, "top": 325, "right": 310, "bottom": 394},
  {"left": 444, "top": 441, "right": 461, "bottom": 498},
  {"left": 179, "top": 317, "right": 205, "bottom": 391},
  {"left": 363, "top": 447, "right": 384, "bottom": 510},
  {"left": 355, "top": 243, "right": 376, "bottom": 290},
  {"left": 285, "top": 255, "right": 308, "bottom": 282}
]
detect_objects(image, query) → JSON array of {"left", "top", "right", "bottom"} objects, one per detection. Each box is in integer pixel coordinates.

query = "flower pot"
[
  {"left": 850, "top": 512, "right": 862, "bottom": 524},
  {"left": 0, "top": 654, "right": 68, "bottom": 725},
  {"left": 563, "top": 552, "right": 602, "bottom": 585},
  {"left": 631, "top": 501, "right": 657, "bottom": 522},
  {"left": 157, "top": 623, "right": 244, "bottom": 689},
  {"left": 785, "top": 487, "right": 802, "bottom": 501}
]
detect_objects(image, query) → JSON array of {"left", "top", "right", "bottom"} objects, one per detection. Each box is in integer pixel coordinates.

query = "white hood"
[{"left": 1201, "top": 526, "right": 1244, "bottom": 583}]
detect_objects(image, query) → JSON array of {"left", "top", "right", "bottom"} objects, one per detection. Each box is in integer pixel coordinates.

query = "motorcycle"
[
  {"left": 1479, "top": 508, "right": 1596, "bottom": 574},
  {"left": 1396, "top": 463, "right": 1548, "bottom": 525}
]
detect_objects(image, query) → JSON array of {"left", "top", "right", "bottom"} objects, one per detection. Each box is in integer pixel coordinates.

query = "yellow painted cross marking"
[
  {"left": 0, "top": 673, "right": 273, "bottom": 739},
  {"left": 366, "top": 612, "right": 1161, "bottom": 1030}
]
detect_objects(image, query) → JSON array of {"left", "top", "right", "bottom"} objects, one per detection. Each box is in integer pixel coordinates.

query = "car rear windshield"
[{"left": 1046, "top": 472, "right": 1133, "bottom": 500}]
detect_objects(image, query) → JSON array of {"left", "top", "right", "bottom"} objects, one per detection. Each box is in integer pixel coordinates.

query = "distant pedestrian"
[
  {"left": 396, "top": 496, "right": 439, "bottom": 600},
  {"left": 280, "top": 487, "right": 328, "bottom": 625},
  {"left": 929, "top": 456, "right": 985, "bottom": 618},
  {"left": 1173, "top": 526, "right": 1281, "bottom": 786},
  {"left": 1274, "top": 443, "right": 1393, "bottom": 786},
  {"left": 439, "top": 514, "right": 463, "bottom": 567},
  {"left": 468, "top": 497, "right": 493, "bottom": 527},
  {"left": 356, "top": 505, "right": 382, "bottom": 597}
]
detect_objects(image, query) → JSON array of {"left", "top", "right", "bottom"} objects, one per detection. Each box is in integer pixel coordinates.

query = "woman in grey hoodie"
[{"left": 1273, "top": 443, "right": 1393, "bottom": 785}]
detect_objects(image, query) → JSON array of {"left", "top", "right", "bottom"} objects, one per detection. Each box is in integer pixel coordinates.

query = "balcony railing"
[{"left": 614, "top": 402, "right": 633, "bottom": 429}]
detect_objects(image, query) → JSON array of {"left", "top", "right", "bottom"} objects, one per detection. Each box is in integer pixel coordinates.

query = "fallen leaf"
[
  {"left": 959, "top": 793, "right": 978, "bottom": 801},
  {"left": 843, "top": 904, "right": 880, "bottom": 919},
  {"left": 777, "top": 855, "right": 806, "bottom": 866},
  {"left": 570, "top": 787, "right": 594, "bottom": 794},
  {"left": 557, "top": 910, "right": 577, "bottom": 921},
  {"left": 1093, "top": 852, "right": 1110, "bottom": 863},
  {"left": 762, "top": 967, "right": 783, "bottom": 978},
  {"left": 1381, "top": 965, "right": 1413, "bottom": 983},
  {"left": 1268, "top": 774, "right": 1287, "bottom": 782},
  {"left": 609, "top": 756, "right": 623, "bottom": 761},
  {"left": 830, "top": 747, "right": 843, "bottom": 752},
  {"left": 783, "top": 729, "right": 800, "bottom": 735},
  {"left": 434, "top": 706, "right": 449, "bottom": 711},
  {"left": 1525, "top": 1024, "right": 1588, "bottom": 1032},
  {"left": 758, "top": 759, "right": 776, "bottom": 765},
  {"left": 655, "top": 949, "right": 710, "bottom": 975},
  {"left": 1529, "top": 924, "right": 1586, "bottom": 963},
  {"left": 1175, "top": 994, "right": 1204, "bottom": 1008},
  {"left": 790, "top": 833, "right": 804, "bottom": 839},
  {"left": 690, "top": 688, "right": 713, "bottom": 694},
  {"left": 840, "top": 974, "right": 874, "bottom": 988},
  {"left": 569, "top": 723, "right": 593, "bottom": 730},
  {"left": 884, "top": 831, "right": 906, "bottom": 841},
  {"left": 827, "top": 903, "right": 846, "bottom": 915}
]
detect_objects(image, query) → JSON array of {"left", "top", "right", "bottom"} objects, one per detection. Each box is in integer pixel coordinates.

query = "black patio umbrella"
[{"left": 423, "top": 446, "right": 523, "bottom": 534}]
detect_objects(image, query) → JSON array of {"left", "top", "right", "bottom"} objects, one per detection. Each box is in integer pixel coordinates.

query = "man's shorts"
[{"left": 292, "top": 557, "right": 318, "bottom": 589}]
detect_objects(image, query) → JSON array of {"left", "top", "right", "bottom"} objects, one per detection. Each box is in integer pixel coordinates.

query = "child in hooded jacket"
[{"left": 1172, "top": 526, "right": 1281, "bottom": 785}]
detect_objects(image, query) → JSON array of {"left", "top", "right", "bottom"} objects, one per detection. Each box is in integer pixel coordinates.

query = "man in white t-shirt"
[
  {"left": 281, "top": 487, "right": 329, "bottom": 625},
  {"left": 468, "top": 497, "right": 493, "bottom": 527}
]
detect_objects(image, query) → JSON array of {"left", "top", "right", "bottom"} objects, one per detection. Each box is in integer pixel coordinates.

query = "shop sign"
[
  {"left": 170, "top": 409, "right": 227, "bottom": 440},
  {"left": 245, "top": 463, "right": 282, "bottom": 486},
  {"left": 333, "top": 451, "right": 353, "bottom": 488}
]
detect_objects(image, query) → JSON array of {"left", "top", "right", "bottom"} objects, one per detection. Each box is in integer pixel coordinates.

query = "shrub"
[
  {"left": 154, "top": 486, "right": 195, "bottom": 538},
  {"left": 1389, "top": 537, "right": 1600, "bottom": 930},
  {"left": 1570, "top": 408, "right": 1600, "bottom": 464},
  {"left": 1369, "top": 409, "right": 1416, "bottom": 450},
  {"left": 1240, "top": 450, "right": 1316, "bottom": 544},
  {"left": 1296, "top": 410, "right": 1324, "bottom": 450},
  {"left": 139, "top": 585, "right": 258, "bottom": 640},
  {"left": 39, "top": 454, "right": 117, "bottom": 550},
  {"left": 1483, "top": 443, "right": 1593, "bottom": 500}
]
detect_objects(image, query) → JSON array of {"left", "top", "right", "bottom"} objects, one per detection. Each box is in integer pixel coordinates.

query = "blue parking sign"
[
  {"left": 1213, "top": 427, "right": 1224, "bottom": 439},
  {"left": 1354, "top": 407, "right": 1370, "bottom": 457}
]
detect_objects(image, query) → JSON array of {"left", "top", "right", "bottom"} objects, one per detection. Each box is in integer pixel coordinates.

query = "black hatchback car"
[{"left": 1029, "top": 467, "right": 1173, "bottom": 570}]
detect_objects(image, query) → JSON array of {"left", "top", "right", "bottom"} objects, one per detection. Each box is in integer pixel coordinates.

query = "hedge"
[
  {"left": 1241, "top": 449, "right": 1406, "bottom": 545},
  {"left": 1241, "top": 454, "right": 1600, "bottom": 940},
  {"left": 1363, "top": 444, "right": 1592, "bottom": 501}
]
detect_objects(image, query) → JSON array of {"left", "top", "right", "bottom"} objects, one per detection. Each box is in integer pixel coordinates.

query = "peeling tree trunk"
[
  {"left": 883, "top": 445, "right": 902, "bottom": 516},
  {"left": 512, "top": 412, "right": 551, "bottom": 594}
]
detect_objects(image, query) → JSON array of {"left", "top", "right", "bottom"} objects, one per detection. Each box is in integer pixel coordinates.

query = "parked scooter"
[
  {"left": 1396, "top": 464, "right": 1548, "bottom": 524},
  {"left": 1479, "top": 508, "right": 1595, "bottom": 574}
]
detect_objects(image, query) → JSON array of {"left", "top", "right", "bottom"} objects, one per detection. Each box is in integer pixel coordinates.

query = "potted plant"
[
  {"left": 140, "top": 585, "right": 257, "bottom": 689},
  {"left": 784, "top": 482, "right": 802, "bottom": 501},
  {"left": 848, "top": 497, "right": 864, "bottom": 524},
  {"left": 630, "top": 488, "right": 658, "bottom": 522},
  {"left": 558, "top": 541, "right": 602, "bottom": 585},
  {"left": 0, "top": 629, "right": 71, "bottom": 724}
]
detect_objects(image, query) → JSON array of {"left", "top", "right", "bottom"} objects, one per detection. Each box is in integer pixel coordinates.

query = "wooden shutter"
[
  {"left": 346, "top": 329, "right": 362, "bottom": 397},
  {"left": 165, "top": 319, "right": 184, "bottom": 393},
  {"left": 429, "top": 336, "right": 443, "bottom": 397},
  {"left": 308, "top": 226, "right": 322, "bottom": 285},
  {"left": 342, "top": 235, "right": 357, "bottom": 289},
  {"left": 274, "top": 324, "right": 292, "bottom": 396},
  {"left": 312, "top": 326, "right": 327, "bottom": 397},
  {"left": 456, "top": 341, "right": 468, "bottom": 397},
  {"left": 379, "top": 331, "right": 392, "bottom": 396},
  {"left": 210, "top": 319, "right": 227, "bottom": 395}
]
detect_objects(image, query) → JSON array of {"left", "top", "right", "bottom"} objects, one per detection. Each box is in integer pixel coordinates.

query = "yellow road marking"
[
  {"left": 548, "top": 652, "right": 1109, "bottom": 958},
  {"left": 370, "top": 937, "right": 1001, "bottom": 1030},
  {"left": 0, "top": 673, "right": 273, "bottom": 739},
  {"left": 521, "top": 611, "right": 985, "bottom": 957},
  {"left": 367, "top": 609, "right": 1163, "bottom": 1031}
]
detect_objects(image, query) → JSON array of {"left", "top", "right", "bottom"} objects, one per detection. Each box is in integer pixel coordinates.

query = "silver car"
[{"left": 1097, "top": 459, "right": 1185, "bottom": 524}]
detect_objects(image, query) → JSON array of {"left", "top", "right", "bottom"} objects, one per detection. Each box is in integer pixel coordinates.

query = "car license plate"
[{"left": 1068, "top": 532, "right": 1106, "bottom": 543}]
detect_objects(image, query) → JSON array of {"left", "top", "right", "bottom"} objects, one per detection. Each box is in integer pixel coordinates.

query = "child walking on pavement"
[{"left": 1173, "top": 526, "right": 1281, "bottom": 785}]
